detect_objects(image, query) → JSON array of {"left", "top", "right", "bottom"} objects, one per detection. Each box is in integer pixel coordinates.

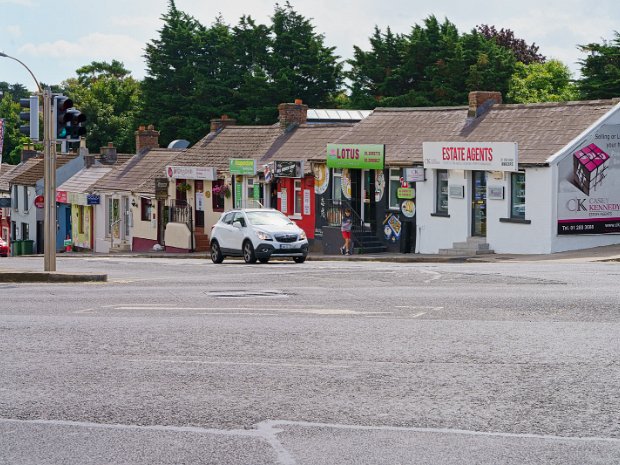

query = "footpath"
[{"left": 1, "top": 243, "right": 620, "bottom": 283}]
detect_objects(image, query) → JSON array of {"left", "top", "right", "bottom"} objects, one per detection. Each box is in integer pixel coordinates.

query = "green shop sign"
[
  {"left": 326, "top": 144, "right": 385, "bottom": 169},
  {"left": 397, "top": 187, "right": 415, "bottom": 199},
  {"left": 229, "top": 159, "right": 257, "bottom": 175}
]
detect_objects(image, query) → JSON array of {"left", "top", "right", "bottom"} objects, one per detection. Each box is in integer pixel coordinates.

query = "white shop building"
[{"left": 325, "top": 92, "right": 620, "bottom": 255}]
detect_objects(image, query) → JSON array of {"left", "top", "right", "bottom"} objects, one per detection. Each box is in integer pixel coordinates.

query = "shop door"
[
  {"left": 471, "top": 171, "right": 487, "bottom": 236},
  {"left": 361, "top": 169, "right": 372, "bottom": 226}
]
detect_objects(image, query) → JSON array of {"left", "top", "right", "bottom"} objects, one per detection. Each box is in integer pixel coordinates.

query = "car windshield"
[{"left": 246, "top": 210, "right": 293, "bottom": 226}]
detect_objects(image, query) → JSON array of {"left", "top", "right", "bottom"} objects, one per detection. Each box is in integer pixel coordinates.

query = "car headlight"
[
  {"left": 299, "top": 230, "right": 307, "bottom": 240},
  {"left": 256, "top": 230, "right": 273, "bottom": 241}
]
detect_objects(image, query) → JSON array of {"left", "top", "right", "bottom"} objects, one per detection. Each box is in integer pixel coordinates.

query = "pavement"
[{"left": 1, "top": 243, "right": 620, "bottom": 283}]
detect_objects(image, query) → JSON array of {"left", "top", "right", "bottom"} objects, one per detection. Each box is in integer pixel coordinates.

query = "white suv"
[{"left": 210, "top": 209, "right": 309, "bottom": 264}]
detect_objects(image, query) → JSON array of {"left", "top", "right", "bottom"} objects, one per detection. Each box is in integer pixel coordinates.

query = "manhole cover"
[{"left": 207, "top": 289, "right": 288, "bottom": 298}]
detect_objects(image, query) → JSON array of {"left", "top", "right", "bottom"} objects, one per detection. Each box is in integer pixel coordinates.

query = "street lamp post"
[{"left": 1, "top": 52, "right": 57, "bottom": 271}]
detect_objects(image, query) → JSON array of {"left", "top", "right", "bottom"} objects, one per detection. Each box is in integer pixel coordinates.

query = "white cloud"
[
  {"left": 18, "top": 32, "right": 145, "bottom": 61},
  {"left": 4, "top": 25, "right": 22, "bottom": 38},
  {"left": 0, "top": 0, "right": 34, "bottom": 5}
]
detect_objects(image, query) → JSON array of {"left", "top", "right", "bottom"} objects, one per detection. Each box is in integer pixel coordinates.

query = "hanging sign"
[
  {"left": 397, "top": 187, "right": 415, "bottom": 199},
  {"left": 86, "top": 194, "right": 100, "bottom": 205},
  {"left": 155, "top": 178, "right": 169, "bottom": 200},
  {"left": 404, "top": 167, "right": 425, "bottom": 182},
  {"left": 274, "top": 160, "right": 304, "bottom": 178},
  {"left": 326, "top": 144, "right": 385, "bottom": 169},
  {"left": 229, "top": 159, "right": 257, "bottom": 175}
]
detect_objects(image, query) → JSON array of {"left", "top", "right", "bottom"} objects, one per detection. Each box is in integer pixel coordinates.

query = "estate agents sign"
[
  {"left": 326, "top": 144, "right": 384, "bottom": 170},
  {"left": 423, "top": 142, "right": 518, "bottom": 172}
]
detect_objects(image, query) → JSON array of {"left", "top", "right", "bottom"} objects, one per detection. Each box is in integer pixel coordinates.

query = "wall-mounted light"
[{"left": 131, "top": 199, "right": 138, "bottom": 208}]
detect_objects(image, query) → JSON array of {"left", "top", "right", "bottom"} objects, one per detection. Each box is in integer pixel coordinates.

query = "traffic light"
[
  {"left": 66, "top": 108, "right": 87, "bottom": 139},
  {"left": 19, "top": 95, "right": 39, "bottom": 140},
  {"left": 54, "top": 95, "right": 87, "bottom": 142},
  {"left": 54, "top": 95, "right": 73, "bottom": 139}
]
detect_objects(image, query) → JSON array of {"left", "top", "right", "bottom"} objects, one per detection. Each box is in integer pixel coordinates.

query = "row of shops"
[{"left": 3, "top": 93, "right": 620, "bottom": 256}]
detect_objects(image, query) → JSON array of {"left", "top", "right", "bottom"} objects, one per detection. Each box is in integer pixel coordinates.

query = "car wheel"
[
  {"left": 210, "top": 241, "right": 224, "bottom": 263},
  {"left": 243, "top": 241, "right": 257, "bottom": 264},
  {"left": 293, "top": 256, "right": 306, "bottom": 264},
  {"left": 258, "top": 257, "right": 269, "bottom": 264}
]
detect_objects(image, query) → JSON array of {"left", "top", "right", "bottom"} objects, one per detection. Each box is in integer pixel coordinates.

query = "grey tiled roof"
[
  {"left": 327, "top": 100, "right": 618, "bottom": 165},
  {"left": 8, "top": 154, "right": 79, "bottom": 187},
  {"left": 0, "top": 163, "right": 20, "bottom": 192},
  {"left": 58, "top": 167, "right": 113, "bottom": 193},
  {"left": 93, "top": 148, "right": 183, "bottom": 194}
]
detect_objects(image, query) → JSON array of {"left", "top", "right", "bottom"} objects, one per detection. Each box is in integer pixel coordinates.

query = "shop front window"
[
  {"left": 332, "top": 169, "right": 342, "bottom": 203},
  {"left": 436, "top": 170, "right": 449, "bottom": 215},
  {"left": 511, "top": 172, "right": 526, "bottom": 219},
  {"left": 141, "top": 197, "right": 153, "bottom": 221},
  {"left": 212, "top": 180, "right": 225, "bottom": 212}
]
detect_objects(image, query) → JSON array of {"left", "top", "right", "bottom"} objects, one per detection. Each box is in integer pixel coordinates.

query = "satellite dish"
[{"left": 168, "top": 139, "right": 190, "bottom": 149}]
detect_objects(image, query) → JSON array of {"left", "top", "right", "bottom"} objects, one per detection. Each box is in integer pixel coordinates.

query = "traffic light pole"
[
  {"left": 1, "top": 52, "right": 56, "bottom": 271},
  {"left": 43, "top": 88, "right": 56, "bottom": 271}
]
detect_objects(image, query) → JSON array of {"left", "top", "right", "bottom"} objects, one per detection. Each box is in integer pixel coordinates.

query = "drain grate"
[{"left": 207, "top": 289, "right": 288, "bottom": 298}]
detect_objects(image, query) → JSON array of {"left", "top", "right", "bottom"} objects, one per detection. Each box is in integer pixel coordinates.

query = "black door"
[{"left": 472, "top": 171, "right": 487, "bottom": 236}]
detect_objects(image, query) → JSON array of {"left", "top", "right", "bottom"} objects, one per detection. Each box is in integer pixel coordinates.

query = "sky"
[{"left": 1, "top": 0, "right": 619, "bottom": 92}]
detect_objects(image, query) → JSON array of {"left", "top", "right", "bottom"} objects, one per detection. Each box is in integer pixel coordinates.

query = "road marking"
[
  {"left": 128, "top": 359, "right": 350, "bottom": 369},
  {"left": 419, "top": 270, "right": 442, "bottom": 283},
  {"left": 73, "top": 308, "right": 95, "bottom": 314},
  {"left": 394, "top": 306, "right": 444, "bottom": 311}
]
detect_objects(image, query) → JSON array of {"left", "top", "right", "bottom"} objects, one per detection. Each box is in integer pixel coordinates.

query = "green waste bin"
[
  {"left": 22, "top": 240, "right": 34, "bottom": 255},
  {"left": 13, "top": 240, "right": 23, "bottom": 256}
]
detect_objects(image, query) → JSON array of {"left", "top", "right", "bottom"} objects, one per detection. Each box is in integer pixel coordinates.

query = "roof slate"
[
  {"left": 0, "top": 163, "right": 20, "bottom": 192},
  {"left": 93, "top": 148, "right": 183, "bottom": 194},
  {"left": 9, "top": 154, "right": 79, "bottom": 187},
  {"left": 58, "top": 167, "right": 113, "bottom": 193}
]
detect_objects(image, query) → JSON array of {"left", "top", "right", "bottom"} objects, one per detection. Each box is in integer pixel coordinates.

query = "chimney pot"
[{"left": 210, "top": 116, "right": 236, "bottom": 133}]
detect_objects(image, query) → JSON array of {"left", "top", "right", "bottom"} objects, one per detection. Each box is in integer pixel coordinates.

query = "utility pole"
[{"left": 1, "top": 52, "right": 57, "bottom": 271}]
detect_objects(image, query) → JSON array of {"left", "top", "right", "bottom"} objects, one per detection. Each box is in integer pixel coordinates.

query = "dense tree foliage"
[
  {"left": 476, "top": 25, "right": 545, "bottom": 64},
  {"left": 0, "top": 91, "right": 30, "bottom": 164},
  {"left": 347, "top": 16, "right": 516, "bottom": 108},
  {"left": 507, "top": 60, "right": 579, "bottom": 103},
  {"left": 62, "top": 60, "right": 142, "bottom": 154},
  {"left": 577, "top": 32, "right": 620, "bottom": 99},
  {"left": 141, "top": 0, "right": 342, "bottom": 146}
]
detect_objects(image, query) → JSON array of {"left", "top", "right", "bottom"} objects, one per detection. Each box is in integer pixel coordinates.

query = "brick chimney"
[
  {"left": 135, "top": 124, "right": 160, "bottom": 153},
  {"left": 278, "top": 99, "right": 308, "bottom": 130},
  {"left": 100, "top": 142, "right": 117, "bottom": 165},
  {"left": 468, "top": 91, "right": 502, "bottom": 118},
  {"left": 210, "top": 115, "right": 237, "bottom": 133}
]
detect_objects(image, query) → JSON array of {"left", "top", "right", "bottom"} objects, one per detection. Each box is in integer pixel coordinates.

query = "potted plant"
[
  {"left": 177, "top": 182, "right": 192, "bottom": 193},
  {"left": 212, "top": 184, "right": 231, "bottom": 199}
]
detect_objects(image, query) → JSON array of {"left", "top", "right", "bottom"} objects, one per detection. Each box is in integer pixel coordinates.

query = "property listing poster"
[{"left": 557, "top": 124, "right": 620, "bottom": 234}]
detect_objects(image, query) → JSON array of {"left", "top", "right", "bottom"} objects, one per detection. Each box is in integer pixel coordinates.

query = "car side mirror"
[{"left": 233, "top": 220, "right": 243, "bottom": 228}]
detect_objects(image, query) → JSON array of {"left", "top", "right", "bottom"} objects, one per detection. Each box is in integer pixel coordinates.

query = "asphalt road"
[{"left": 1, "top": 256, "right": 619, "bottom": 464}]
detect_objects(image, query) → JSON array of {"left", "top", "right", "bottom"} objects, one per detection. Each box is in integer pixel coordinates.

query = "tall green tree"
[
  {"left": 577, "top": 32, "right": 620, "bottom": 99},
  {"left": 348, "top": 16, "right": 517, "bottom": 108},
  {"left": 141, "top": 0, "right": 209, "bottom": 146},
  {"left": 62, "top": 60, "right": 142, "bottom": 154},
  {"left": 347, "top": 26, "right": 407, "bottom": 108},
  {"left": 0, "top": 83, "right": 32, "bottom": 164},
  {"left": 507, "top": 60, "right": 579, "bottom": 103},
  {"left": 268, "top": 2, "right": 343, "bottom": 107}
]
